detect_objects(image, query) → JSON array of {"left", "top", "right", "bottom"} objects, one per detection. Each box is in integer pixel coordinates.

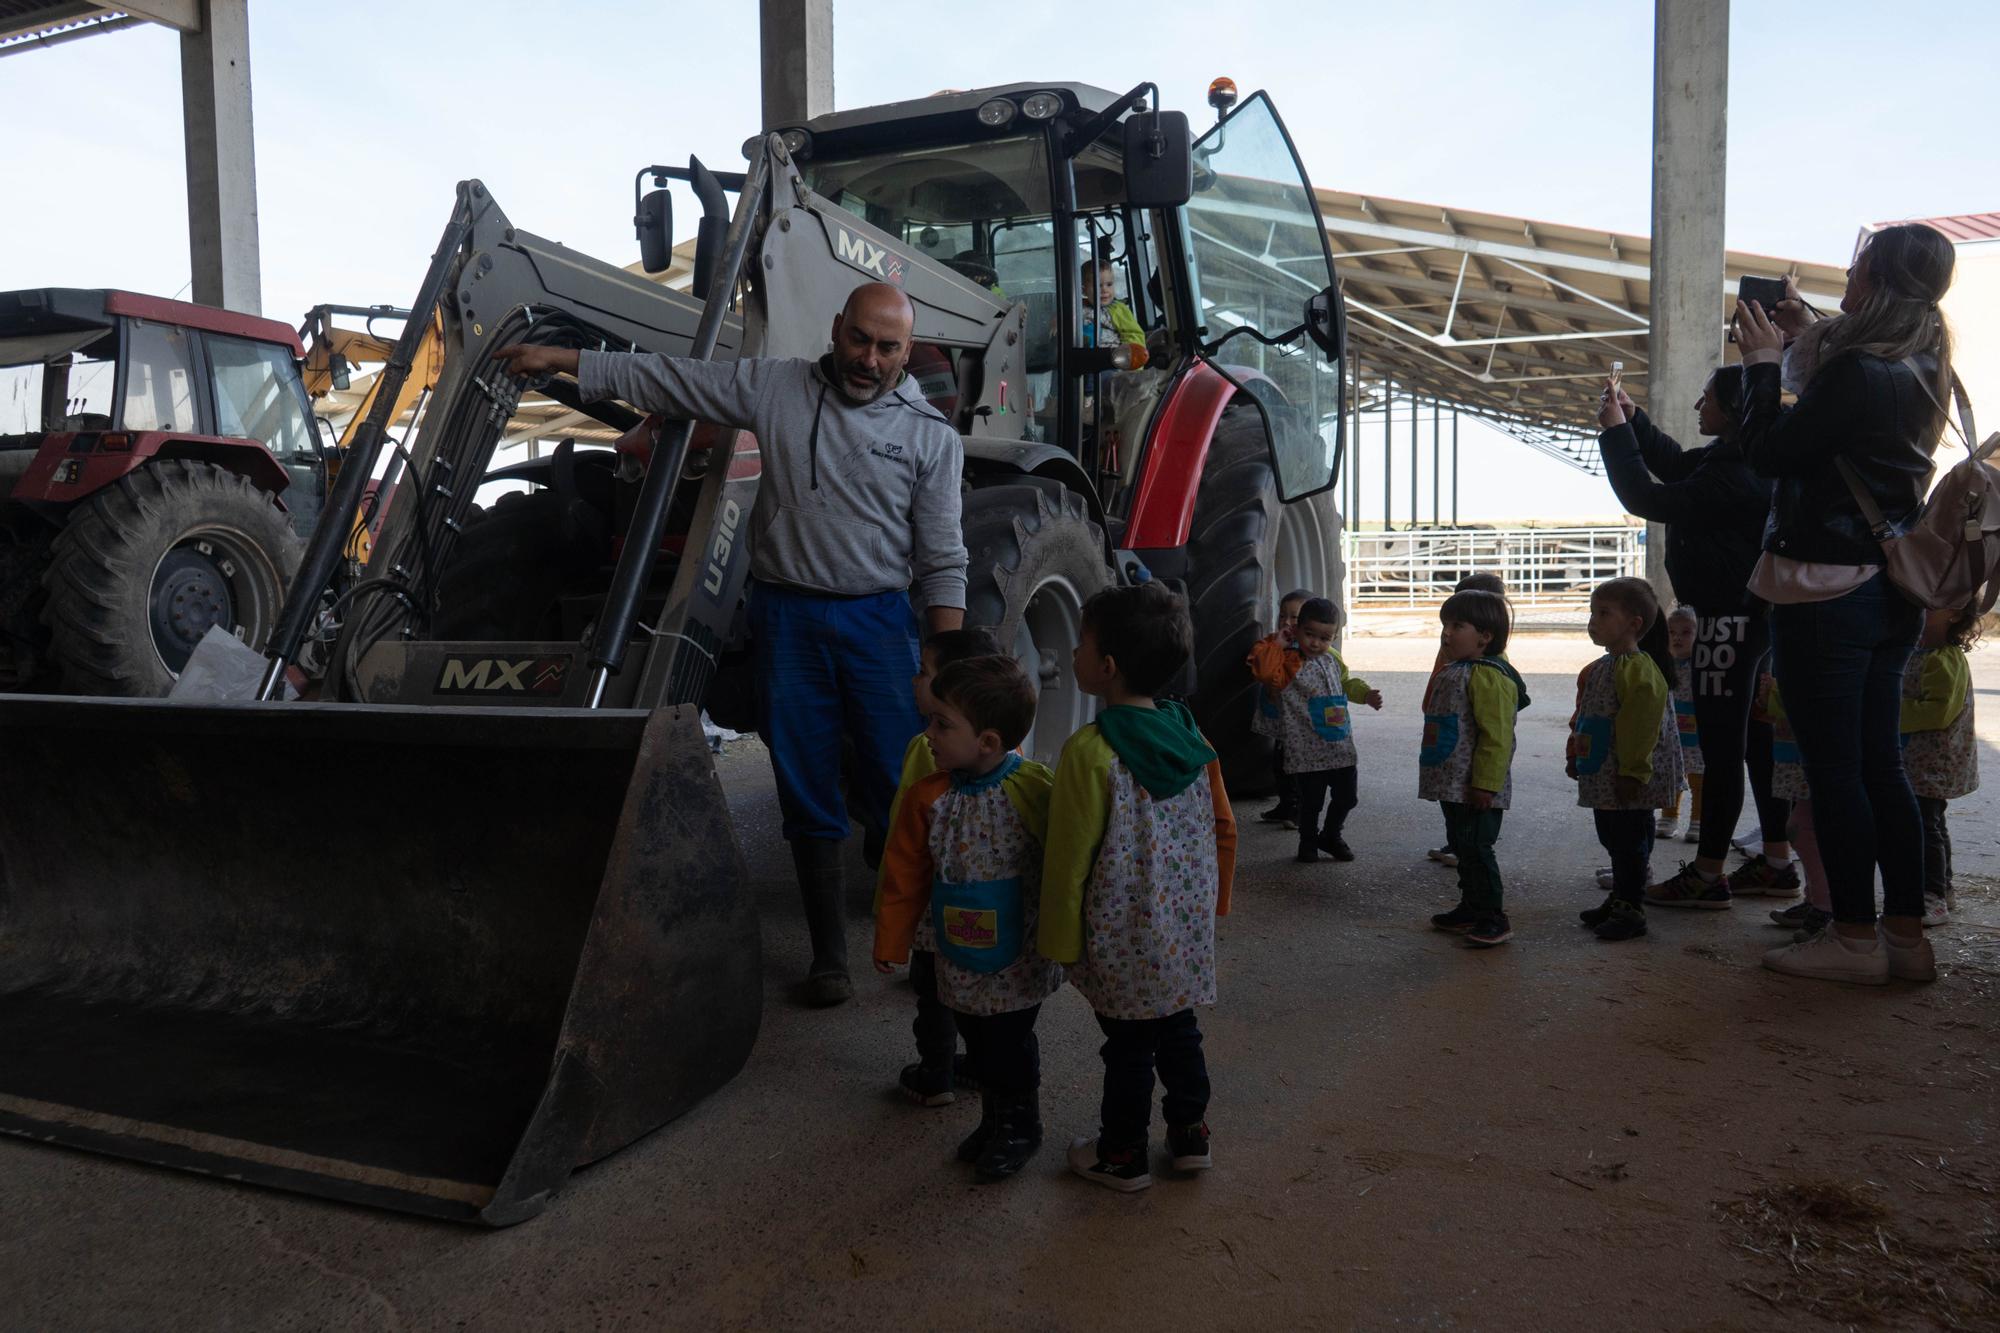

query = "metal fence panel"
[{"left": 1343, "top": 527, "right": 1641, "bottom": 607}]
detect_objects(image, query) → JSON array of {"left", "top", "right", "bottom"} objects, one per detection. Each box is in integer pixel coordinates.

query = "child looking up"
[
  {"left": 1041, "top": 584, "right": 1237, "bottom": 1193},
  {"left": 1249, "top": 589, "right": 1314, "bottom": 828},
  {"left": 1572, "top": 578, "right": 1683, "bottom": 942},
  {"left": 1901, "top": 607, "right": 1979, "bottom": 929},
  {"left": 874, "top": 655, "right": 1058, "bottom": 1181},
  {"left": 1658, "top": 605, "right": 1705, "bottom": 840},
  {"left": 1422, "top": 589, "right": 1530, "bottom": 947},
  {"left": 1426, "top": 572, "right": 1509, "bottom": 868},
  {"left": 877, "top": 627, "right": 1005, "bottom": 1108},
  {"left": 1249, "top": 597, "right": 1383, "bottom": 863}
]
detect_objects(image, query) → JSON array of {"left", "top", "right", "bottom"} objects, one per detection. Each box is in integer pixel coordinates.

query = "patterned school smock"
[
  {"left": 874, "top": 754, "right": 1061, "bottom": 1017},
  {"left": 1039, "top": 721, "right": 1238, "bottom": 1023},
  {"left": 1277, "top": 651, "right": 1371, "bottom": 774},
  {"left": 1901, "top": 647, "right": 1979, "bottom": 802},
  {"left": 1418, "top": 659, "right": 1515, "bottom": 809},
  {"left": 1672, "top": 657, "right": 1703, "bottom": 776},
  {"left": 1571, "top": 652, "right": 1683, "bottom": 811},
  {"left": 1767, "top": 684, "right": 1809, "bottom": 802},
  {"left": 1247, "top": 635, "right": 1293, "bottom": 740}
]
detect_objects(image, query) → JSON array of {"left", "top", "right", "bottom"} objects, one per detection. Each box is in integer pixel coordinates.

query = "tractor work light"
[
  {"left": 976, "top": 97, "right": 1018, "bottom": 127},
  {"left": 1020, "top": 91, "right": 1063, "bottom": 121},
  {"left": 779, "top": 128, "right": 813, "bottom": 159},
  {"left": 1208, "top": 77, "right": 1238, "bottom": 114}
]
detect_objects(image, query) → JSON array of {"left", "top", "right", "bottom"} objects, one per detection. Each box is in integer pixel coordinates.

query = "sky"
[{"left": 3, "top": 0, "right": 1994, "bottom": 521}]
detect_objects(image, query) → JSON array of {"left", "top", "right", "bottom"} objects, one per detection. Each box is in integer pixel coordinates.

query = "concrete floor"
[{"left": 5, "top": 640, "right": 1997, "bottom": 1331}]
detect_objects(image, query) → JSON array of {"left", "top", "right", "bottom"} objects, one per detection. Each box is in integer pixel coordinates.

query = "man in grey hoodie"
[{"left": 497, "top": 283, "right": 969, "bottom": 1006}]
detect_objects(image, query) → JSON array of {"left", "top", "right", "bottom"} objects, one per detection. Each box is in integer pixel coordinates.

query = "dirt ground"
[{"left": 3, "top": 638, "right": 1996, "bottom": 1331}]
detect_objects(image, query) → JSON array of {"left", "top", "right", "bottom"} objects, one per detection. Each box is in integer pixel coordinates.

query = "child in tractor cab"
[
  {"left": 1081, "top": 261, "right": 1145, "bottom": 350},
  {"left": 873, "top": 655, "right": 1058, "bottom": 1182},
  {"left": 876, "top": 627, "right": 1005, "bottom": 1108}
]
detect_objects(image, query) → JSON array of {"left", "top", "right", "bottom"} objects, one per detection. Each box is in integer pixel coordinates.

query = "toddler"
[
  {"left": 1250, "top": 589, "right": 1313, "bottom": 828},
  {"left": 1902, "top": 606, "right": 1979, "bottom": 927},
  {"left": 1426, "top": 572, "right": 1509, "bottom": 868},
  {"left": 1249, "top": 596, "right": 1383, "bottom": 863},
  {"left": 1657, "top": 605, "right": 1705, "bottom": 840}
]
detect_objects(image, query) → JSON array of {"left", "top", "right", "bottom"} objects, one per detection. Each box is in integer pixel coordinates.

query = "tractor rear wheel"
[
  {"left": 962, "top": 481, "right": 1114, "bottom": 768},
  {"left": 1185, "top": 404, "right": 1342, "bottom": 794},
  {"left": 428, "top": 488, "right": 610, "bottom": 642},
  {"left": 41, "top": 459, "right": 302, "bottom": 696}
]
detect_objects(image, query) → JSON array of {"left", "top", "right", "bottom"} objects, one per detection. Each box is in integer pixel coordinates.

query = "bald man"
[{"left": 496, "top": 283, "right": 967, "bottom": 1007}]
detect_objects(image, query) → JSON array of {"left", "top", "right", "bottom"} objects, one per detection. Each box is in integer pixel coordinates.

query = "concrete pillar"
[
  {"left": 179, "top": 0, "right": 261, "bottom": 315},
  {"left": 759, "top": 0, "right": 833, "bottom": 130},
  {"left": 1646, "top": 0, "right": 1728, "bottom": 601}
]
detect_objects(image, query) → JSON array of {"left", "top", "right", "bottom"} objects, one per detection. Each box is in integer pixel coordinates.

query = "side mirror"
[
  {"left": 329, "top": 351, "right": 351, "bottom": 393},
  {"left": 1305, "top": 283, "right": 1345, "bottom": 361},
  {"left": 637, "top": 188, "right": 674, "bottom": 274},
  {"left": 1122, "top": 111, "right": 1192, "bottom": 208}
]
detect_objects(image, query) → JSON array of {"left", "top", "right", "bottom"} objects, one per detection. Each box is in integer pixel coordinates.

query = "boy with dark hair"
[
  {"left": 1041, "top": 584, "right": 1238, "bottom": 1192},
  {"left": 1424, "top": 573, "right": 1510, "bottom": 868},
  {"left": 874, "top": 654, "right": 1058, "bottom": 1181},
  {"left": 1248, "top": 589, "right": 1315, "bottom": 828},
  {"left": 877, "top": 627, "right": 1004, "bottom": 1107},
  {"left": 1421, "top": 589, "right": 1530, "bottom": 947},
  {"left": 1249, "top": 596, "right": 1384, "bottom": 862}
]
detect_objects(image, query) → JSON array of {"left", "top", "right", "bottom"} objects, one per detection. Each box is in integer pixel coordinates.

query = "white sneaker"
[
  {"left": 1595, "top": 867, "right": 1615, "bottom": 890},
  {"left": 1882, "top": 926, "right": 1937, "bottom": 982},
  {"left": 1762, "top": 929, "right": 1890, "bottom": 985},
  {"left": 1921, "top": 894, "right": 1950, "bottom": 928},
  {"left": 1683, "top": 819, "right": 1703, "bottom": 845},
  {"left": 1655, "top": 814, "right": 1681, "bottom": 838}
]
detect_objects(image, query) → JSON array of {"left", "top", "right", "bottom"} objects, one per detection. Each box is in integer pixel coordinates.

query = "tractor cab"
[{"left": 784, "top": 80, "right": 1348, "bottom": 532}]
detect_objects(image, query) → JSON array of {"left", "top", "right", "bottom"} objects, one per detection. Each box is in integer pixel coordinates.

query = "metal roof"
[
  {"left": 1321, "top": 188, "right": 1850, "bottom": 470},
  {"left": 0, "top": 3, "right": 194, "bottom": 56},
  {"left": 1866, "top": 212, "right": 2000, "bottom": 244}
]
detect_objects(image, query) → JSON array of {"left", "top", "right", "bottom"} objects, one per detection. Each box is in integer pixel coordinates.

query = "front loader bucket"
[{"left": 0, "top": 698, "right": 759, "bottom": 1225}]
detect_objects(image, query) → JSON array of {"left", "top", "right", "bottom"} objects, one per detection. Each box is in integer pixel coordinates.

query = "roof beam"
[{"left": 124, "top": 1, "right": 202, "bottom": 31}]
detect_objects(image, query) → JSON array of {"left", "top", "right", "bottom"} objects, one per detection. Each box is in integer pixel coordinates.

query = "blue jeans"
[
  {"left": 1770, "top": 572, "right": 1924, "bottom": 924},
  {"left": 749, "top": 582, "right": 923, "bottom": 844}
]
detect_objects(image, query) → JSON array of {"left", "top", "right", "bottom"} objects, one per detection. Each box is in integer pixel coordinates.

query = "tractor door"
[
  {"left": 1186, "top": 92, "right": 1346, "bottom": 500},
  {"left": 202, "top": 333, "right": 324, "bottom": 536}
]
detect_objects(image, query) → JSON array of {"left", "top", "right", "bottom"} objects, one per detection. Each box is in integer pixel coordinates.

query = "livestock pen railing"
[{"left": 1343, "top": 527, "right": 1642, "bottom": 607}]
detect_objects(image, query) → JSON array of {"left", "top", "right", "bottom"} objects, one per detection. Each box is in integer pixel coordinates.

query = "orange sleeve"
[
  {"left": 1206, "top": 757, "right": 1237, "bottom": 918},
  {"left": 1568, "top": 663, "right": 1592, "bottom": 729},
  {"left": 1246, "top": 636, "right": 1302, "bottom": 692},
  {"left": 873, "top": 771, "right": 951, "bottom": 964}
]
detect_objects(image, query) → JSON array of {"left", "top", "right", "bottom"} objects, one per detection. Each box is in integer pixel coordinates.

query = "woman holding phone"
[
  {"left": 1734, "top": 223, "right": 1957, "bottom": 986},
  {"left": 1596, "top": 366, "right": 1794, "bottom": 909}
]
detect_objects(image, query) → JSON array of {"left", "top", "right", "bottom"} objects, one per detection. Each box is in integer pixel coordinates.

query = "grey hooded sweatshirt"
[{"left": 577, "top": 351, "right": 969, "bottom": 609}]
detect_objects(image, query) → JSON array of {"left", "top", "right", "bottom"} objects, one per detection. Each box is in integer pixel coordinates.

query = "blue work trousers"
[{"left": 749, "top": 581, "right": 923, "bottom": 844}]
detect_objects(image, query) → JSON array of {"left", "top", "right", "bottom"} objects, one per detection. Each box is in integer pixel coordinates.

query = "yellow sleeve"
[
  {"left": 1901, "top": 649, "right": 1970, "bottom": 734},
  {"left": 1206, "top": 755, "right": 1236, "bottom": 917},
  {"left": 873, "top": 772, "right": 950, "bottom": 965},
  {"left": 1001, "top": 760, "right": 1056, "bottom": 844},
  {"left": 1108, "top": 300, "right": 1145, "bottom": 345},
  {"left": 1611, "top": 654, "right": 1670, "bottom": 782},
  {"left": 1037, "top": 727, "right": 1115, "bottom": 964},
  {"left": 1333, "top": 649, "right": 1370, "bottom": 700},
  {"left": 873, "top": 734, "right": 935, "bottom": 915},
  {"left": 1465, "top": 664, "right": 1518, "bottom": 793}
]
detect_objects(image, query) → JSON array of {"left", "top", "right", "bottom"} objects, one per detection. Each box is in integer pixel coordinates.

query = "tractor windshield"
[{"left": 803, "top": 135, "right": 1059, "bottom": 380}]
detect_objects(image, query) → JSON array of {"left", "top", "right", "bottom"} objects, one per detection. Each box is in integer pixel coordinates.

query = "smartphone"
[
  {"left": 1738, "top": 276, "right": 1788, "bottom": 313},
  {"left": 1609, "top": 360, "right": 1624, "bottom": 389}
]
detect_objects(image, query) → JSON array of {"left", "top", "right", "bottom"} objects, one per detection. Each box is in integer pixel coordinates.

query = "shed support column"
[
  {"left": 760, "top": 0, "right": 834, "bottom": 129},
  {"left": 1647, "top": 0, "right": 1729, "bottom": 601},
  {"left": 180, "top": 0, "right": 260, "bottom": 315}
]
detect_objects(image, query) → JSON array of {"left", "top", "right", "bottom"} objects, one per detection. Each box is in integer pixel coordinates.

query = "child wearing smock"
[
  {"left": 1422, "top": 589, "right": 1530, "bottom": 948},
  {"left": 1572, "top": 579, "right": 1683, "bottom": 942},
  {"left": 1657, "top": 606, "right": 1705, "bottom": 841},
  {"left": 1248, "top": 589, "right": 1312, "bottom": 828},
  {"left": 1042, "top": 584, "right": 1237, "bottom": 1193},
  {"left": 875, "top": 656, "right": 1057, "bottom": 1182},
  {"left": 1423, "top": 571, "right": 1510, "bottom": 868},
  {"left": 1248, "top": 596, "right": 1383, "bottom": 864},
  {"left": 1901, "top": 607, "right": 1979, "bottom": 927}
]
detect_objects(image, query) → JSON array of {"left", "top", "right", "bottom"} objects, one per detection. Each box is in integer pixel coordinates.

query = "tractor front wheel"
[{"left": 41, "top": 459, "right": 302, "bottom": 696}]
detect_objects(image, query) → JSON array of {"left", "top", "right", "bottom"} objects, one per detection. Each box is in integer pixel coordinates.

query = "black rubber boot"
[
  {"left": 790, "top": 838, "right": 852, "bottom": 1007},
  {"left": 973, "top": 1092, "right": 1044, "bottom": 1181},
  {"left": 956, "top": 1089, "right": 999, "bottom": 1163}
]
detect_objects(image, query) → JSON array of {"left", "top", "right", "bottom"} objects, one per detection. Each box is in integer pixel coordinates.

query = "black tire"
[
  {"left": 41, "top": 459, "right": 301, "bottom": 697},
  {"left": 429, "top": 488, "right": 609, "bottom": 641},
  {"left": 1185, "top": 405, "right": 1342, "bottom": 794},
  {"left": 962, "top": 481, "right": 1114, "bottom": 768}
]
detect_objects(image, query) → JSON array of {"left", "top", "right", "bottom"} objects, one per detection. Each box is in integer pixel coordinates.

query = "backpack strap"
[
  {"left": 1899, "top": 357, "right": 1977, "bottom": 453},
  {"left": 1833, "top": 455, "right": 1895, "bottom": 542}
]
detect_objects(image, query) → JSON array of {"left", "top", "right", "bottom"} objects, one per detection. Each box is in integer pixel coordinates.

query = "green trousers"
[{"left": 1441, "top": 801, "right": 1506, "bottom": 914}]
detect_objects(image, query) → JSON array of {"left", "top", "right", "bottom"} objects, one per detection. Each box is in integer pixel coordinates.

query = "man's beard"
[{"left": 833, "top": 356, "right": 896, "bottom": 403}]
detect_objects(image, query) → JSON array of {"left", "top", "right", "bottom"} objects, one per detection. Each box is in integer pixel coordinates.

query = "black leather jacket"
[
  {"left": 1740, "top": 352, "right": 1942, "bottom": 565},
  {"left": 1597, "top": 410, "right": 1770, "bottom": 611}
]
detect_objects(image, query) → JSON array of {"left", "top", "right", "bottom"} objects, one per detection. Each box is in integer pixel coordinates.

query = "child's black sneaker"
[
  {"left": 899, "top": 1059, "right": 957, "bottom": 1107},
  {"left": 1319, "top": 834, "right": 1355, "bottom": 862},
  {"left": 1167, "top": 1121, "right": 1212, "bottom": 1172},
  {"left": 1578, "top": 893, "right": 1617, "bottom": 927},
  {"left": 1430, "top": 903, "right": 1479, "bottom": 933},
  {"left": 1592, "top": 899, "right": 1648, "bottom": 942},
  {"left": 1465, "top": 913, "right": 1513, "bottom": 947},
  {"left": 1293, "top": 849, "right": 1319, "bottom": 864},
  {"left": 1259, "top": 803, "right": 1298, "bottom": 829},
  {"left": 1769, "top": 900, "right": 1814, "bottom": 928},
  {"left": 1730, "top": 854, "right": 1802, "bottom": 897},
  {"left": 1067, "top": 1135, "right": 1151, "bottom": 1192}
]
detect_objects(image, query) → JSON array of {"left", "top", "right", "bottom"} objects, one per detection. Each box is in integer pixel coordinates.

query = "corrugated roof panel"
[{"left": 1869, "top": 212, "right": 2000, "bottom": 243}]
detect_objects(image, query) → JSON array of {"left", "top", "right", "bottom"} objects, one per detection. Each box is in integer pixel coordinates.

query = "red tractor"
[{"left": 0, "top": 289, "right": 323, "bottom": 694}]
